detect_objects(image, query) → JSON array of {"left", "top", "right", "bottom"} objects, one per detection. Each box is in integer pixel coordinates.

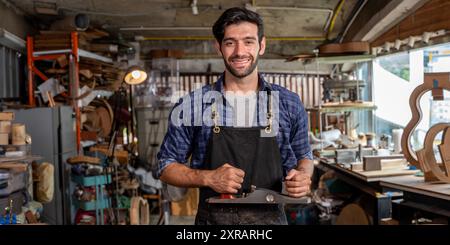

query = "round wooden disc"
[
  {"left": 336, "top": 203, "right": 370, "bottom": 225},
  {"left": 96, "top": 107, "right": 112, "bottom": 138}
]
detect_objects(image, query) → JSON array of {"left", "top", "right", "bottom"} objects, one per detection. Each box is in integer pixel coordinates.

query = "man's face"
[{"left": 216, "top": 22, "right": 266, "bottom": 78}]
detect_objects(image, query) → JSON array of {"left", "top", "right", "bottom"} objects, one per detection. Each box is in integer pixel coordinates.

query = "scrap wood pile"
[
  {"left": 33, "top": 29, "right": 124, "bottom": 94},
  {"left": 31, "top": 29, "right": 129, "bottom": 143}
]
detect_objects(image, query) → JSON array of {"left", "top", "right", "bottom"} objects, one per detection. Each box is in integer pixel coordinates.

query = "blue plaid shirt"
[{"left": 157, "top": 74, "right": 312, "bottom": 178}]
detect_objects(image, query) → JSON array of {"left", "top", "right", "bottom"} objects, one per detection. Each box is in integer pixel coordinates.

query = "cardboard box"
[
  {"left": 0, "top": 133, "right": 8, "bottom": 145},
  {"left": 0, "top": 112, "right": 14, "bottom": 121},
  {"left": 0, "top": 121, "right": 11, "bottom": 133}
]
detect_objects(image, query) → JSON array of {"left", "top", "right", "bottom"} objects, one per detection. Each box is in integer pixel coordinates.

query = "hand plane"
[{"left": 206, "top": 188, "right": 311, "bottom": 204}]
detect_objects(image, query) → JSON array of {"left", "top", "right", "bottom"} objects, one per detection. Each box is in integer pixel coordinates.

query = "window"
[
  {"left": 378, "top": 52, "right": 410, "bottom": 81},
  {"left": 373, "top": 43, "right": 450, "bottom": 150},
  {"left": 0, "top": 44, "right": 22, "bottom": 99}
]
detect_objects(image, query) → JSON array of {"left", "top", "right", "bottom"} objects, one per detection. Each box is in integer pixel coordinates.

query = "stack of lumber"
[
  {"left": 33, "top": 32, "right": 72, "bottom": 51},
  {"left": 79, "top": 57, "right": 123, "bottom": 90},
  {"left": 34, "top": 29, "right": 111, "bottom": 52}
]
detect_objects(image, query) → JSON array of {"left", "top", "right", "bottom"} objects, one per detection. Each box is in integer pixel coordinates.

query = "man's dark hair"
[{"left": 212, "top": 7, "right": 264, "bottom": 43}]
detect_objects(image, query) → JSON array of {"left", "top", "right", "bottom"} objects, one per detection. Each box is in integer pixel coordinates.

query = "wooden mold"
[
  {"left": 415, "top": 123, "right": 450, "bottom": 183},
  {"left": 401, "top": 73, "right": 450, "bottom": 183},
  {"left": 402, "top": 73, "right": 450, "bottom": 167}
]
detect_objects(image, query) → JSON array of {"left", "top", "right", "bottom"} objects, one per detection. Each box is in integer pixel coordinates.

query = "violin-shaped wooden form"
[{"left": 401, "top": 73, "right": 450, "bottom": 183}]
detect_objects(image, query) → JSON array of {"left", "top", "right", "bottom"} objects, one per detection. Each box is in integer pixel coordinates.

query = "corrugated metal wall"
[
  {"left": 0, "top": 44, "right": 21, "bottom": 99},
  {"left": 178, "top": 72, "right": 324, "bottom": 109}
]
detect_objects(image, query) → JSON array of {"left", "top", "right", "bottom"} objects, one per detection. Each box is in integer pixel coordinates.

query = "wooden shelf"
[
  {"left": 0, "top": 155, "right": 42, "bottom": 163},
  {"left": 307, "top": 101, "right": 377, "bottom": 113},
  {"left": 33, "top": 49, "right": 113, "bottom": 63}
]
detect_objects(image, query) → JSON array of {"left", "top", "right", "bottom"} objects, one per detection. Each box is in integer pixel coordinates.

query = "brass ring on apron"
[
  {"left": 213, "top": 126, "right": 221, "bottom": 134},
  {"left": 266, "top": 111, "right": 272, "bottom": 134}
]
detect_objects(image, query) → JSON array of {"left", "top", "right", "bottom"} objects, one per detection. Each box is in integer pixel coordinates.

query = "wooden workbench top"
[
  {"left": 380, "top": 175, "right": 450, "bottom": 201},
  {"left": 318, "top": 160, "right": 419, "bottom": 182}
]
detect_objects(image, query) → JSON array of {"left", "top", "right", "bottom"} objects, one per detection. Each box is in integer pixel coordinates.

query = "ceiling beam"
[{"left": 344, "top": 0, "right": 429, "bottom": 42}]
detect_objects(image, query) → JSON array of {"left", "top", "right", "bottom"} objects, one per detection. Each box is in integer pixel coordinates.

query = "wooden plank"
[
  {"left": 34, "top": 40, "right": 71, "bottom": 44},
  {"left": 356, "top": 168, "right": 419, "bottom": 180},
  {"left": 363, "top": 155, "right": 405, "bottom": 171},
  {"left": 80, "top": 131, "right": 97, "bottom": 141},
  {"left": 38, "top": 30, "right": 71, "bottom": 35},
  {"left": 35, "top": 33, "right": 70, "bottom": 40},
  {"left": 66, "top": 155, "right": 100, "bottom": 165},
  {"left": 34, "top": 45, "right": 72, "bottom": 50},
  {"left": 79, "top": 29, "right": 109, "bottom": 40},
  {"left": 87, "top": 44, "right": 118, "bottom": 53},
  {"left": 326, "top": 161, "right": 419, "bottom": 182},
  {"left": 0, "top": 162, "right": 27, "bottom": 172},
  {"left": 80, "top": 57, "right": 115, "bottom": 67},
  {"left": 89, "top": 146, "right": 128, "bottom": 165}
]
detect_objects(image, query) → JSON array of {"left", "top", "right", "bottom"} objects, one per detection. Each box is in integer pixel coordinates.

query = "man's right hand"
[{"left": 206, "top": 163, "right": 245, "bottom": 194}]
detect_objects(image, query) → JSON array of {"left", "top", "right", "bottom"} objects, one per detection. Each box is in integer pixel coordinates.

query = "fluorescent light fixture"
[{"left": 0, "top": 28, "right": 25, "bottom": 51}]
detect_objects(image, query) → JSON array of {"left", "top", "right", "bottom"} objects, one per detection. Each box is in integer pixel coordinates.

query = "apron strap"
[
  {"left": 265, "top": 89, "right": 273, "bottom": 134},
  {"left": 211, "top": 102, "right": 220, "bottom": 134}
]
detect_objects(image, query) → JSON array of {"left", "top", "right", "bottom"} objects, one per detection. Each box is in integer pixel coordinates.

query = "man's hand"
[
  {"left": 207, "top": 163, "right": 245, "bottom": 194},
  {"left": 284, "top": 169, "right": 311, "bottom": 198}
]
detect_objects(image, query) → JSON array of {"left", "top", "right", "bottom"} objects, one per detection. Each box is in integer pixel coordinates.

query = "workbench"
[
  {"left": 379, "top": 175, "right": 450, "bottom": 224},
  {"left": 315, "top": 159, "right": 417, "bottom": 224}
]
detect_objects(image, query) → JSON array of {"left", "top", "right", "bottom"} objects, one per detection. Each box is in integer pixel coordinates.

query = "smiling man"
[{"left": 157, "top": 7, "right": 313, "bottom": 225}]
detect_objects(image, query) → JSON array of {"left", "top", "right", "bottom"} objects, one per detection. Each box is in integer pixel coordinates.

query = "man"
[{"left": 157, "top": 7, "right": 313, "bottom": 225}]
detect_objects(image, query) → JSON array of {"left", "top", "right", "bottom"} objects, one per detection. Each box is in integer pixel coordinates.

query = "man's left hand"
[{"left": 284, "top": 169, "right": 311, "bottom": 198}]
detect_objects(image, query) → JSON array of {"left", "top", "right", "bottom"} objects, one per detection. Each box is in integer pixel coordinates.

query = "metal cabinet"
[{"left": 12, "top": 106, "right": 77, "bottom": 224}]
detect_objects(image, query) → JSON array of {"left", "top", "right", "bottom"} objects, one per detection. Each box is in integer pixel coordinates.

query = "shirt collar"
[{"left": 214, "top": 72, "right": 272, "bottom": 94}]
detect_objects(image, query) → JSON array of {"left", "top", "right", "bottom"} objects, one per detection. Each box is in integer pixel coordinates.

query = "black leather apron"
[{"left": 195, "top": 89, "right": 287, "bottom": 225}]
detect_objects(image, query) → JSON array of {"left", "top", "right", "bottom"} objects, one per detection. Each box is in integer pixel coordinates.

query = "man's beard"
[{"left": 223, "top": 54, "right": 259, "bottom": 78}]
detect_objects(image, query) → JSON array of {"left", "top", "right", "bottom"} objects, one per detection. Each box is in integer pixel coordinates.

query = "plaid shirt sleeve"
[
  {"left": 289, "top": 94, "right": 313, "bottom": 161},
  {"left": 156, "top": 97, "right": 194, "bottom": 178}
]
